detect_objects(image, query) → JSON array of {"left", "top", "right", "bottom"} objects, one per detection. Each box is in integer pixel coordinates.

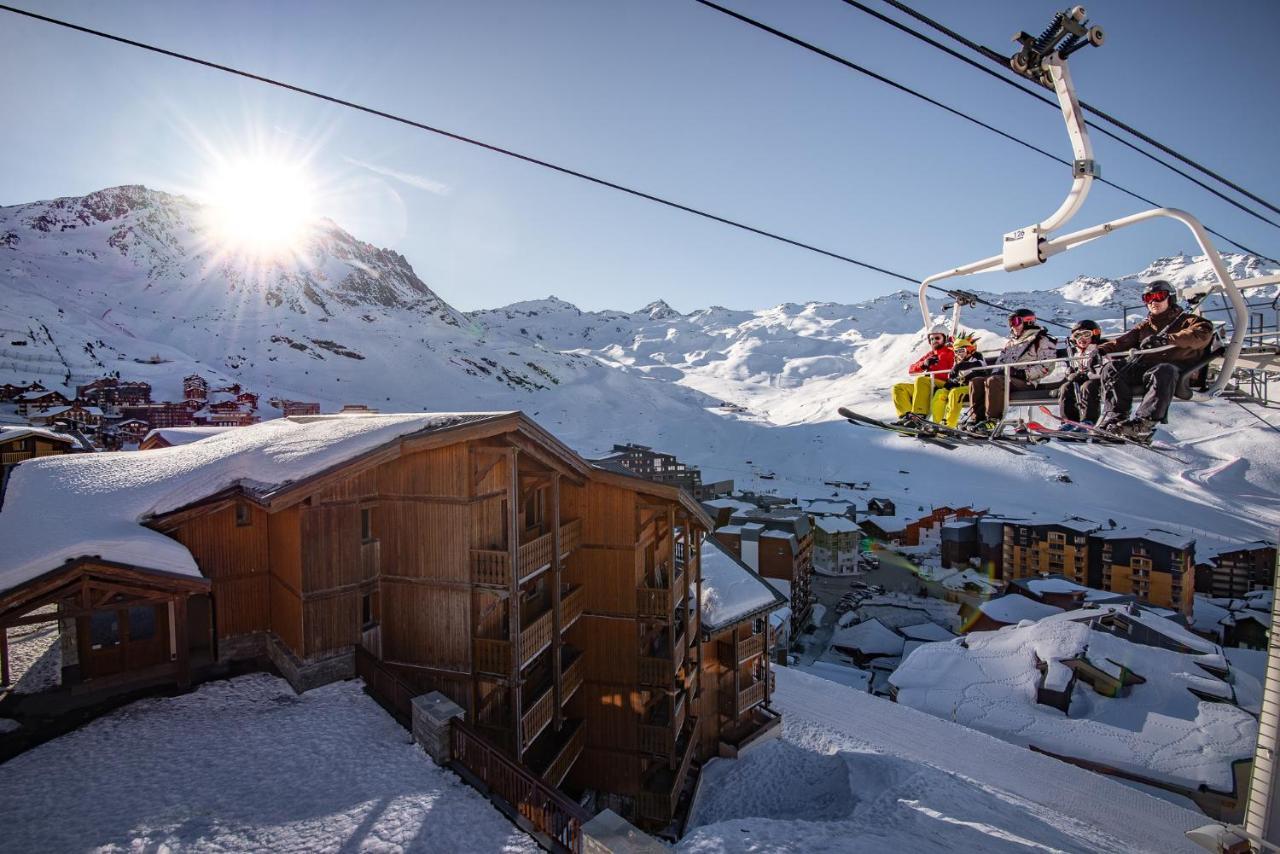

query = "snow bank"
[
  {"left": 682, "top": 666, "right": 1206, "bottom": 853},
  {"left": 891, "top": 617, "right": 1256, "bottom": 792},
  {"left": 979, "top": 594, "right": 1064, "bottom": 625},
  {"left": 0, "top": 413, "right": 507, "bottom": 591},
  {"left": 0, "top": 673, "right": 536, "bottom": 852}
]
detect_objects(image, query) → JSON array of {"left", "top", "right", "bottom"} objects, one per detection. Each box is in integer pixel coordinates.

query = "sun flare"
[{"left": 203, "top": 156, "right": 317, "bottom": 258}]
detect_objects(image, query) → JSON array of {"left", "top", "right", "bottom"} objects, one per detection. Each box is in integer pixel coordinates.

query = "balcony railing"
[
  {"left": 736, "top": 632, "right": 765, "bottom": 663},
  {"left": 721, "top": 677, "right": 769, "bottom": 718},
  {"left": 559, "top": 518, "right": 582, "bottom": 556},
  {"left": 636, "top": 586, "right": 672, "bottom": 619},
  {"left": 561, "top": 648, "right": 584, "bottom": 703},
  {"left": 522, "top": 683, "right": 555, "bottom": 747},
  {"left": 543, "top": 719, "right": 585, "bottom": 788},
  {"left": 475, "top": 638, "right": 510, "bottom": 676},
  {"left": 637, "top": 718, "right": 699, "bottom": 823},
  {"left": 471, "top": 550, "right": 511, "bottom": 587},
  {"left": 638, "top": 722, "right": 674, "bottom": 758},
  {"left": 639, "top": 654, "right": 676, "bottom": 688},
  {"left": 561, "top": 584, "right": 584, "bottom": 631},
  {"left": 519, "top": 531, "right": 555, "bottom": 580},
  {"left": 522, "top": 608, "right": 554, "bottom": 666}
]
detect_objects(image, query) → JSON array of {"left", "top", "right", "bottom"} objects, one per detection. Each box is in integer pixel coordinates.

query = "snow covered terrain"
[
  {"left": 3, "top": 185, "right": 1277, "bottom": 553},
  {"left": 682, "top": 666, "right": 1206, "bottom": 853},
  {"left": 890, "top": 610, "right": 1258, "bottom": 794},
  {"left": 0, "top": 673, "right": 537, "bottom": 853}
]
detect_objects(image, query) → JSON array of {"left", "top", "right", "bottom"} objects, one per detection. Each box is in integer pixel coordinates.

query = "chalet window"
[
  {"left": 361, "top": 592, "right": 375, "bottom": 630},
  {"left": 235, "top": 503, "right": 251, "bottom": 527},
  {"left": 128, "top": 606, "right": 157, "bottom": 641},
  {"left": 90, "top": 611, "right": 120, "bottom": 650},
  {"left": 361, "top": 507, "right": 373, "bottom": 543}
]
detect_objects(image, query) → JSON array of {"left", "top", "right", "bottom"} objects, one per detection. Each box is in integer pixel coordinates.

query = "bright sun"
[{"left": 203, "top": 156, "right": 317, "bottom": 258}]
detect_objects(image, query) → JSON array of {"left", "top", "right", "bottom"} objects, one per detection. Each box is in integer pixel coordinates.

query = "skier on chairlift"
[
  {"left": 892, "top": 325, "right": 954, "bottom": 426},
  {"left": 1095, "top": 280, "right": 1214, "bottom": 440},
  {"left": 962, "top": 309, "right": 1057, "bottom": 433},
  {"left": 1055, "top": 319, "right": 1105, "bottom": 430},
  {"left": 932, "top": 333, "right": 984, "bottom": 428}
]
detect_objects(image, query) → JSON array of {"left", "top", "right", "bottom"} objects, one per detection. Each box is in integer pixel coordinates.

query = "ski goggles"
[
  {"left": 1070, "top": 329, "right": 1096, "bottom": 342},
  {"left": 1008, "top": 315, "right": 1035, "bottom": 328},
  {"left": 1142, "top": 291, "right": 1170, "bottom": 305}
]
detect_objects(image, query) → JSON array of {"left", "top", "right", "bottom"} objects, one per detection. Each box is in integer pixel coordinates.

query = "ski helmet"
[
  {"left": 1070, "top": 319, "right": 1100, "bottom": 337},
  {"left": 1008, "top": 308, "right": 1037, "bottom": 328},
  {"left": 953, "top": 334, "right": 979, "bottom": 352},
  {"left": 1142, "top": 279, "right": 1176, "bottom": 306},
  {"left": 927, "top": 324, "right": 951, "bottom": 344}
]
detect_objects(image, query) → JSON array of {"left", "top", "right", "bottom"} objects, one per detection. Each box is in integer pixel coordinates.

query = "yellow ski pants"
[
  {"left": 892, "top": 375, "right": 937, "bottom": 417},
  {"left": 931, "top": 387, "right": 969, "bottom": 428}
]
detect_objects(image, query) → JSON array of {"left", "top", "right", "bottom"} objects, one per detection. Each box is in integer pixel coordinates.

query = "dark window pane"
[
  {"left": 90, "top": 611, "right": 119, "bottom": 649},
  {"left": 128, "top": 606, "right": 157, "bottom": 641}
]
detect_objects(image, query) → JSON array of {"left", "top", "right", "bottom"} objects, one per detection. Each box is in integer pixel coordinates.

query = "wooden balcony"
[
  {"left": 522, "top": 682, "right": 555, "bottom": 747},
  {"left": 637, "top": 717, "right": 699, "bottom": 824},
  {"left": 518, "top": 530, "right": 554, "bottom": 580},
  {"left": 638, "top": 692, "right": 688, "bottom": 760},
  {"left": 721, "top": 677, "right": 769, "bottom": 718},
  {"left": 737, "top": 632, "right": 766, "bottom": 663},
  {"left": 471, "top": 549, "right": 511, "bottom": 587},
  {"left": 561, "top": 584, "right": 584, "bottom": 631},
  {"left": 639, "top": 654, "right": 676, "bottom": 688},
  {"left": 636, "top": 586, "right": 672, "bottom": 619},
  {"left": 474, "top": 638, "right": 510, "bottom": 676},
  {"left": 521, "top": 607, "right": 554, "bottom": 666},
  {"left": 542, "top": 719, "right": 585, "bottom": 788},
  {"left": 559, "top": 517, "right": 582, "bottom": 557},
  {"left": 561, "top": 647, "right": 584, "bottom": 704}
]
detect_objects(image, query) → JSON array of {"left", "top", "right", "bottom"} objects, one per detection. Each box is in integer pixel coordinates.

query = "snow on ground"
[
  {"left": 2, "top": 612, "right": 61, "bottom": 695},
  {"left": 0, "top": 674, "right": 536, "bottom": 853},
  {"left": 891, "top": 617, "right": 1256, "bottom": 792},
  {"left": 681, "top": 666, "right": 1205, "bottom": 853}
]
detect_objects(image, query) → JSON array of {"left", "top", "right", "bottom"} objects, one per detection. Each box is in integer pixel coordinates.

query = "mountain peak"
[{"left": 638, "top": 299, "right": 680, "bottom": 320}]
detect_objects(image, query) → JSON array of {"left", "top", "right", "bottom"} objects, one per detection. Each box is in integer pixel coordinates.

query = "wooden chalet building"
[
  {"left": 0, "top": 381, "right": 46, "bottom": 402},
  {"left": 0, "top": 411, "right": 783, "bottom": 833},
  {"left": 0, "top": 426, "right": 77, "bottom": 497},
  {"left": 30, "top": 402, "right": 103, "bottom": 430},
  {"left": 14, "top": 389, "right": 69, "bottom": 415}
]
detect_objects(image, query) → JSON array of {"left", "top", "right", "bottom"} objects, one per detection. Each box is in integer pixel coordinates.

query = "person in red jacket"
[{"left": 892, "top": 325, "right": 954, "bottom": 424}]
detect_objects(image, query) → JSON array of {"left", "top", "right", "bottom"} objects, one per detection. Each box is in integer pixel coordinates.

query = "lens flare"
[{"left": 202, "top": 156, "right": 317, "bottom": 258}]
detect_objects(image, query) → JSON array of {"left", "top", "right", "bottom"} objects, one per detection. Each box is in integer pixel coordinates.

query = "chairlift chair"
[{"left": 911, "top": 6, "right": 1265, "bottom": 434}]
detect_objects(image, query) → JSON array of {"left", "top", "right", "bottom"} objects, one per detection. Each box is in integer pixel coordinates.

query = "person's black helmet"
[
  {"left": 1142, "top": 279, "right": 1177, "bottom": 306},
  {"left": 1071, "top": 319, "right": 1101, "bottom": 333}
]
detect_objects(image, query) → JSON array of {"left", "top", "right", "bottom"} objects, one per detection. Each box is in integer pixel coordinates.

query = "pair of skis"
[
  {"left": 1033, "top": 407, "right": 1188, "bottom": 463},
  {"left": 837, "top": 408, "right": 1031, "bottom": 454}
]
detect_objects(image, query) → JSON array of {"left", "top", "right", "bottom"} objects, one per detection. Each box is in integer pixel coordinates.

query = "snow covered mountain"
[{"left": 3, "top": 186, "right": 1278, "bottom": 547}]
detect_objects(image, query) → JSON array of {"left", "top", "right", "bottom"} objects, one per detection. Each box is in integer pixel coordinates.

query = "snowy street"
[{"left": 0, "top": 674, "right": 536, "bottom": 853}]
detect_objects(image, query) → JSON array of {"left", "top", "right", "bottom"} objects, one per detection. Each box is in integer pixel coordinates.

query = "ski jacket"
[
  {"left": 908, "top": 345, "right": 955, "bottom": 381},
  {"left": 1067, "top": 340, "right": 1104, "bottom": 379},
  {"left": 995, "top": 326, "right": 1057, "bottom": 382},
  {"left": 945, "top": 352, "right": 987, "bottom": 387},
  {"left": 1098, "top": 308, "right": 1214, "bottom": 367}
]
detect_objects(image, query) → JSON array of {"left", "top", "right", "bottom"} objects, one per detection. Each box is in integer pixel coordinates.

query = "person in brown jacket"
[{"left": 1096, "top": 279, "right": 1214, "bottom": 439}]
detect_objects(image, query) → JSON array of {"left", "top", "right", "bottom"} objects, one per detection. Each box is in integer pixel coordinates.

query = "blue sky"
[{"left": 2, "top": 0, "right": 1278, "bottom": 312}]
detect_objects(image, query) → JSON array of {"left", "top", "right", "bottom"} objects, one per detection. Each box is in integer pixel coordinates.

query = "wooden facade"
[{"left": 2, "top": 411, "right": 783, "bottom": 833}]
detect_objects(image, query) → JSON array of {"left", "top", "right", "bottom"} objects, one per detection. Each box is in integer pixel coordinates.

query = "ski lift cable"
[
  {"left": 694, "top": 0, "right": 1280, "bottom": 265},
  {"left": 864, "top": 0, "right": 1280, "bottom": 221},
  {"left": 0, "top": 3, "right": 921, "bottom": 286},
  {"left": 927, "top": 284, "right": 1072, "bottom": 331}
]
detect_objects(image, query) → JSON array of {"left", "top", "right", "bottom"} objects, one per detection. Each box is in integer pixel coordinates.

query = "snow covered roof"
[
  {"left": 35, "top": 404, "right": 102, "bottom": 417},
  {"left": 860, "top": 514, "right": 913, "bottom": 531},
  {"left": 815, "top": 516, "right": 859, "bottom": 533},
  {"left": 978, "top": 594, "right": 1064, "bottom": 625},
  {"left": 0, "top": 426, "right": 75, "bottom": 446},
  {"left": 703, "top": 498, "right": 754, "bottom": 512},
  {"left": 1094, "top": 527, "right": 1194, "bottom": 550},
  {"left": 141, "top": 426, "right": 236, "bottom": 447},
  {"left": 898, "top": 621, "right": 956, "bottom": 642},
  {"left": 1197, "top": 539, "right": 1277, "bottom": 561},
  {"left": 891, "top": 617, "right": 1257, "bottom": 793},
  {"left": 830, "top": 618, "right": 905, "bottom": 657},
  {"left": 0, "top": 413, "right": 513, "bottom": 593},
  {"left": 699, "top": 535, "right": 785, "bottom": 630},
  {"left": 764, "top": 577, "right": 790, "bottom": 603},
  {"left": 792, "top": 661, "right": 871, "bottom": 691}
]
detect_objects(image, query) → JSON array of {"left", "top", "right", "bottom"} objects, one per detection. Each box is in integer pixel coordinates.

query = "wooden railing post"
[{"left": 507, "top": 448, "right": 524, "bottom": 758}]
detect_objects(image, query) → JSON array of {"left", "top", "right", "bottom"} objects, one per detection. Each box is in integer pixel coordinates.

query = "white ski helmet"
[{"left": 928, "top": 324, "right": 951, "bottom": 343}]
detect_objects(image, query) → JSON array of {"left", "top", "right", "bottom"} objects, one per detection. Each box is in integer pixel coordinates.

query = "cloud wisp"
[{"left": 344, "top": 156, "right": 451, "bottom": 195}]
